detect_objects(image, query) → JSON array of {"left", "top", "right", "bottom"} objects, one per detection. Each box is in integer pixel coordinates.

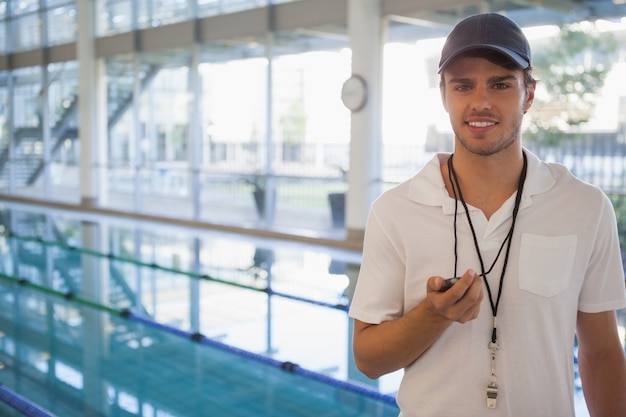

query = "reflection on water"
[
  {"left": 0, "top": 204, "right": 401, "bottom": 416},
  {"left": 0, "top": 281, "right": 399, "bottom": 417},
  {"left": 0, "top": 204, "right": 623, "bottom": 416}
]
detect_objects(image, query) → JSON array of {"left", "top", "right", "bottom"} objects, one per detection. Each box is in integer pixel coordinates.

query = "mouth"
[
  {"left": 465, "top": 117, "right": 499, "bottom": 135},
  {"left": 466, "top": 119, "right": 497, "bottom": 128}
]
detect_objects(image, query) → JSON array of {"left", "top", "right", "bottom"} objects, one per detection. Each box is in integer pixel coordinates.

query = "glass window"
[
  {"left": 104, "top": 50, "right": 196, "bottom": 216},
  {"left": 96, "top": 0, "right": 134, "bottom": 36},
  {"left": 198, "top": 38, "right": 269, "bottom": 225},
  {"left": 47, "top": 61, "right": 79, "bottom": 203},
  {"left": 196, "top": 0, "right": 220, "bottom": 17},
  {"left": 12, "top": 67, "right": 41, "bottom": 129},
  {"left": 100, "top": 27, "right": 351, "bottom": 232},
  {"left": 0, "top": 69, "right": 9, "bottom": 193},
  {"left": 11, "top": 12, "right": 41, "bottom": 51},
  {"left": 46, "top": 0, "right": 75, "bottom": 7},
  {"left": 0, "top": 21, "right": 7, "bottom": 54},
  {"left": 269, "top": 29, "right": 350, "bottom": 232},
  {"left": 106, "top": 54, "right": 139, "bottom": 206},
  {"left": 136, "top": 0, "right": 192, "bottom": 29},
  {"left": 382, "top": 40, "right": 445, "bottom": 182},
  {"left": 222, "top": 0, "right": 267, "bottom": 13},
  {"left": 11, "top": 67, "right": 43, "bottom": 196},
  {"left": 194, "top": 29, "right": 351, "bottom": 231},
  {"left": 11, "top": 0, "right": 39, "bottom": 15},
  {"left": 46, "top": 5, "right": 77, "bottom": 46},
  {"left": 97, "top": 0, "right": 271, "bottom": 34},
  {"left": 136, "top": 51, "right": 192, "bottom": 211},
  {"left": 197, "top": 0, "right": 268, "bottom": 18}
]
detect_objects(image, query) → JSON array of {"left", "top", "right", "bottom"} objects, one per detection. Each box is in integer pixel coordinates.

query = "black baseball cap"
[{"left": 438, "top": 13, "right": 531, "bottom": 73}]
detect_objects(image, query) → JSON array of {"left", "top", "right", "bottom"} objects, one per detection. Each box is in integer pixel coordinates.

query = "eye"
[{"left": 492, "top": 82, "right": 510, "bottom": 90}]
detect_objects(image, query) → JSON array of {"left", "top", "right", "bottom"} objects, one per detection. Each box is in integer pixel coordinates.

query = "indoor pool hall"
[{"left": 1, "top": 0, "right": 626, "bottom": 415}]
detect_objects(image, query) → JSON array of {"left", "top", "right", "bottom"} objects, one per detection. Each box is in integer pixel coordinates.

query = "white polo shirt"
[{"left": 349, "top": 150, "right": 626, "bottom": 417}]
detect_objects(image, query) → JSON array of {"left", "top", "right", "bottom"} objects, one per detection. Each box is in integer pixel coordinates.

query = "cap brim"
[{"left": 438, "top": 44, "right": 530, "bottom": 73}]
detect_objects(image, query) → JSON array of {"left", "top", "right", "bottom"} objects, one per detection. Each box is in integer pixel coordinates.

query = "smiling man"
[{"left": 349, "top": 13, "right": 626, "bottom": 417}]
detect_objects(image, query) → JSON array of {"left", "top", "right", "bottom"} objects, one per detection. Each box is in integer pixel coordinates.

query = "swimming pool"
[
  {"left": 0, "top": 281, "right": 400, "bottom": 417},
  {"left": 0, "top": 203, "right": 622, "bottom": 416},
  {"left": 0, "top": 204, "right": 401, "bottom": 416}
]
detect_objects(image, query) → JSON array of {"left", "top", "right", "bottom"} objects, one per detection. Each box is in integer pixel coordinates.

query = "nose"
[{"left": 470, "top": 87, "right": 492, "bottom": 111}]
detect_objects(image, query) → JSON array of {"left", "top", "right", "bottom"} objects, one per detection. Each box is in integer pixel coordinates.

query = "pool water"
[
  {"left": 0, "top": 205, "right": 399, "bottom": 416},
  {"left": 0, "top": 282, "right": 399, "bottom": 417},
  {"left": 0, "top": 204, "right": 622, "bottom": 416}
]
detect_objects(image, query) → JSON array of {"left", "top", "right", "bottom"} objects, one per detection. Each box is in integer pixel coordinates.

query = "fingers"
[
  {"left": 427, "top": 269, "right": 483, "bottom": 323},
  {"left": 430, "top": 276, "right": 446, "bottom": 292},
  {"left": 429, "top": 269, "right": 478, "bottom": 293}
]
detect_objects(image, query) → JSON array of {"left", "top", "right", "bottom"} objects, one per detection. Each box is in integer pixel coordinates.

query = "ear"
[
  {"left": 523, "top": 82, "right": 536, "bottom": 113},
  {"left": 440, "top": 84, "right": 449, "bottom": 113}
]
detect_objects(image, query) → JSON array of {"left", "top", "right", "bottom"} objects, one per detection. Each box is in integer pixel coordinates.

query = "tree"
[
  {"left": 526, "top": 21, "right": 618, "bottom": 142},
  {"left": 278, "top": 101, "right": 307, "bottom": 161}
]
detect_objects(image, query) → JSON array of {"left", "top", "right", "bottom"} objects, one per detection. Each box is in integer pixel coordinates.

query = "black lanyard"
[{"left": 447, "top": 152, "right": 528, "bottom": 343}]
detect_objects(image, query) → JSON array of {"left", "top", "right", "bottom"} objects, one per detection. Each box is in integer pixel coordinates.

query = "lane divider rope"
[
  {"left": 3, "top": 232, "right": 349, "bottom": 311},
  {"left": 0, "top": 272, "right": 398, "bottom": 408},
  {"left": 0, "top": 383, "right": 57, "bottom": 417}
]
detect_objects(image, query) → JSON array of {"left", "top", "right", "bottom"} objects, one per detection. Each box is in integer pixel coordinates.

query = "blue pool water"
[
  {"left": 0, "top": 204, "right": 399, "bottom": 416},
  {"left": 0, "top": 282, "right": 398, "bottom": 417},
  {"left": 0, "top": 203, "right": 622, "bottom": 416}
]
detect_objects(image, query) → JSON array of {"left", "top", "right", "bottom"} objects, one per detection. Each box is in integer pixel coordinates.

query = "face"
[{"left": 440, "top": 56, "right": 535, "bottom": 157}]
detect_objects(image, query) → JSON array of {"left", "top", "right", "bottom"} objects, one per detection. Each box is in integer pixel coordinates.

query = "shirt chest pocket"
[{"left": 518, "top": 234, "right": 578, "bottom": 297}]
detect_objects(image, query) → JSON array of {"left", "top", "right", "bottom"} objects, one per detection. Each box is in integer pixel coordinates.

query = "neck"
[{"left": 443, "top": 149, "right": 525, "bottom": 219}]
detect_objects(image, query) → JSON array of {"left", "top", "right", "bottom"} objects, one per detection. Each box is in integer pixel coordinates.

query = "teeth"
[{"left": 468, "top": 121, "right": 494, "bottom": 127}]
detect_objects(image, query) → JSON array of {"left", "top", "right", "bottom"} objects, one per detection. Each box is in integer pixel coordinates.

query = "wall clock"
[{"left": 341, "top": 74, "right": 368, "bottom": 112}]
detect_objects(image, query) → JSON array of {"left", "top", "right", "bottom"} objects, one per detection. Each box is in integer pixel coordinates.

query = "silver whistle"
[{"left": 486, "top": 381, "right": 498, "bottom": 408}]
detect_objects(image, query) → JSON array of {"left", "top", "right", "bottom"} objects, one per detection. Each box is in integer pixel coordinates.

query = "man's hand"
[{"left": 426, "top": 269, "right": 484, "bottom": 323}]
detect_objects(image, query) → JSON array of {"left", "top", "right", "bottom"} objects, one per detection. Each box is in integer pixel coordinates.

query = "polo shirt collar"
[{"left": 408, "top": 150, "right": 556, "bottom": 214}]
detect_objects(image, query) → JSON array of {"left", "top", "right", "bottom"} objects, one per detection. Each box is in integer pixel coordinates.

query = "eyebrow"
[{"left": 448, "top": 74, "right": 518, "bottom": 85}]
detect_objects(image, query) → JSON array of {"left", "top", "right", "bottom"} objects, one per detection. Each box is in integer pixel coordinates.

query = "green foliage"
[
  {"left": 527, "top": 22, "right": 618, "bottom": 138},
  {"left": 279, "top": 101, "right": 307, "bottom": 144}
]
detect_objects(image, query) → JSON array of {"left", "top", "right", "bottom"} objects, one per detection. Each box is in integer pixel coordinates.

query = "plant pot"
[
  {"left": 328, "top": 192, "right": 346, "bottom": 228},
  {"left": 253, "top": 188, "right": 275, "bottom": 219}
]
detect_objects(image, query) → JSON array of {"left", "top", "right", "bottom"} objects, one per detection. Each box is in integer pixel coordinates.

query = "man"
[{"left": 349, "top": 13, "right": 626, "bottom": 416}]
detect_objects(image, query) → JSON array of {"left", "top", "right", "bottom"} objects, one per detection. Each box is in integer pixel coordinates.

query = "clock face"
[{"left": 341, "top": 75, "right": 367, "bottom": 112}]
